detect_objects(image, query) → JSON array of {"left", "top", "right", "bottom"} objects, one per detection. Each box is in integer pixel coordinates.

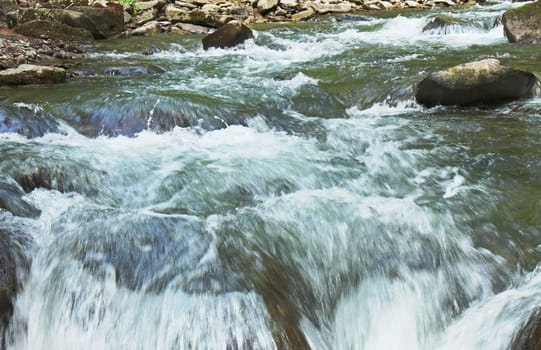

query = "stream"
[{"left": 1, "top": 2, "right": 541, "bottom": 349}]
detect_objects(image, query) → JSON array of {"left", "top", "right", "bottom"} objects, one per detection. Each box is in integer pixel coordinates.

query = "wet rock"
[
  {"left": 422, "top": 14, "right": 468, "bottom": 33},
  {"left": 0, "top": 64, "right": 66, "bottom": 86},
  {"left": 14, "top": 20, "right": 94, "bottom": 42},
  {"left": 202, "top": 21, "right": 254, "bottom": 50},
  {"left": 415, "top": 58, "right": 538, "bottom": 107},
  {"left": 103, "top": 66, "right": 159, "bottom": 75},
  {"left": 0, "top": 178, "right": 40, "bottom": 218},
  {"left": 0, "top": 102, "right": 60, "bottom": 138},
  {"left": 502, "top": 0, "right": 541, "bottom": 44},
  {"left": 68, "top": 6, "right": 124, "bottom": 38},
  {"left": 135, "top": 8, "right": 159, "bottom": 26},
  {"left": 0, "top": 228, "right": 32, "bottom": 334},
  {"left": 511, "top": 308, "right": 541, "bottom": 350}
]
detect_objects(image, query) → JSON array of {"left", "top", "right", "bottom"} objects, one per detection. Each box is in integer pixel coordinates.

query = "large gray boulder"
[
  {"left": 0, "top": 64, "right": 66, "bottom": 86},
  {"left": 502, "top": 0, "right": 541, "bottom": 44},
  {"left": 202, "top": 21, "right": 253, "bottom": 50},
  {"left": 415, "top": 58, "right": 537, "bottom": 107}
]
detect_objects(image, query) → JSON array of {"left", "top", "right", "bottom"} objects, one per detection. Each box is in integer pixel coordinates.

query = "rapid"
[{"left": 1, "top": 2, "right": 541, "bottom": 349}]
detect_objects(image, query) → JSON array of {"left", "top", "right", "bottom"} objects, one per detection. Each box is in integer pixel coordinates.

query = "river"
[{"left": 1, "top": 2, "right": 541, "bottom": 349}]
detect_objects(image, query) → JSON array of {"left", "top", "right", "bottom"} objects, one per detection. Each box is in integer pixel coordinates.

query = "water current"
[{"left": 1, "top": 2, "right": 541, "bottom": 349}]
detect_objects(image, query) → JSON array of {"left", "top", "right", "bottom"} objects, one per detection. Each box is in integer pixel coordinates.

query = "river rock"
[
  {"left": 422, "top": 14, "right": 468, "bottom": 33},
  {"left": 130, "top": 20, "right": 164, "bottom": 35},
  {"left": 202, "top": 21, "right": 253, "bottom": 50},
  {"left": 0, "top": 102, "right": 60, "bottom": 138},
  {"left": 0, "top": 64, "right": 66, "bottom": 86},
  {"left": 291, "top": 7, "right": 315, "bottom": 21},
  {"left": 0, "top": 178, "right": 40, "bottom": 218},
  {"left": 314, "top": 2, "right": 353, "bottom": 14},
  {"left": 415, "top": 58, "right": 538, "bottom": 107},
  {"left": 0, "top": 228, "right": 32, "bottom": 332},
  {"left": 502, "top": 0, "right": 541, "bottom": 44},
  {"left": 68, "top": 6, "right": 124, "bottom": 38},
  {"left": 257, "top": 0, "right": 279, "bottom": 14},
  {"left": 511, "top": 308, "right": 541, "bottom": 350},
  {"left": 14, "top": 20, "right": 94, "bottom": 42}
]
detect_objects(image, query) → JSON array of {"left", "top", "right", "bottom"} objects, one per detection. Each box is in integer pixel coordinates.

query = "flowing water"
[{"left": 1, "top": 2, "right": 541, "bottom": 349}]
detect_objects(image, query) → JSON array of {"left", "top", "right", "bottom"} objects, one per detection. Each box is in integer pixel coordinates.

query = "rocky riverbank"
[{"left": 0, "top": 0, "right": 481, "bottom": 72}]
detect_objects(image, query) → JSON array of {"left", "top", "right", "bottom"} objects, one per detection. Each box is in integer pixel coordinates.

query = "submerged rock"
[
  {"left": 0, "top": 102, "right": 60, "bottom": 137},
  {"left": 0, "top": 228, "right": 32, "bottom": 334},
  {"left": 202, "top": 21, "right": 253, "bottom": 50},
  {"left": 0, "top": 178, "right": 40, "bottom": 218},
  {"left": 0, "top": 64, "right": 66, "bottom": 86},
  {"left": 415, "top": 58, "right": 537, "bottom": 107},
  {"left": 502, "top": 0, "right": 541, "bottom": 44},
  {"left": 511, "top": 308, "right": 541, "bottom": 350}
]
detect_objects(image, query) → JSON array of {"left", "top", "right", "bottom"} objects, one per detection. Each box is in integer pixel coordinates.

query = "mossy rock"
[
  {"left": 502, "top": 0, "right": 541, "bottom": 43},
  {"left": 415, "top": 58, "right": 538, "bottom": 107},
  {"left": 422, "top": 14, "right": 469, "bottom": 32}
]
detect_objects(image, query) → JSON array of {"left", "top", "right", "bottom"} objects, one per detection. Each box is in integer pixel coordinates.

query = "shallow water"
[{"left": 1, "top": 2, "right": 541, "bottom": 349}]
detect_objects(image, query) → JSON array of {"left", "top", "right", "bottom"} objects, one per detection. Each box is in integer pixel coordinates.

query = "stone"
[
  {"left": 135, "top": 8, "right": 159, "bottom": 26},
  {"left": 422, "top": 14, "right": 468, "bottom": 33},
  {"left": 415, "top": 58, "right": 538, "bottom": 107},
  {"left": 0, "top": 64, "right": 66, "bottom": 86},
  {"left": 257, "top": 0, "right": 279, "bottom": 13},
  {"left": 54, "top": 9, "right": 106, "bottom": 39},
  {"left": 173, "top": 22, "right": 213, "bottom": 34},
  {"left": 280, "top": 0, "right": 299, "bottom": 9},
  {"left": 15, "top": 20, "right": 94, "bottom": 42},
  {"left": 201, "top": 3, "right": 222, "bottom": 14},
  {"left": 165, "top": 4, "right": 188, "bottom": 22},
  {"left": 314, "top": 2, "right": 352, "bottom": 14},
  {"left": 0, "top": 228, "right": 32, "bottom": 333},
  {"left": 134, "top": 0, "right": 166, "bottom": 11},
  {"left": 404, "top": 1, "right": 420, "bottom": 7},
  {"left": 0, "top": 101, "right": 61, "bottom": 138},
  {"left": 511, "top": 308, "right": 541, "bottom": 350},
  {"left": 68, "top": 6, "right": 124, "bottom": 38},
  {"left": 202, "top": 21, "right": 254, "bottom": 50},
  {"left": 130, "top": 21, "right": 163, "bottom": 35},
  {"left": 291, "top": 7, "right": 315, "bottom": 20},
  {"left": 502, "top": 0, "right": 541, "bottom": 44},
  {"left": 0, "top": 178, "right": 40, "bottom": 218}
]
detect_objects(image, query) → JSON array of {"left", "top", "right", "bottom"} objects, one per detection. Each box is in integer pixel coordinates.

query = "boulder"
[
  {"left": 14, "top": 20, "right": 94, "bottom": 42},
  {"left": 68, "top": 6, "right": 124, "bottom": 38},
  {"left": 0, "top": 178, "right": 40, "bottom": 218},
  {"left": 415, "top": 58, "right": 537, "bottom": 107},
  {"left": 0, "top": 64, "right": 66, "bottom": 86},
  {"left": 202, "top": 21, "right": 253, "bottom": 50},
  {"left": 257, "top": 0, "right": 279, "bottom": 14},
  {"left": 130, "top": 20, "right": 164, "bottom": 35},
  {"left": 422, "top": 14, "right": 468, "bottom": 33},
  {"left": 54, "top": 9, "right": 106, "bottom": 39},
  {"left": 502, "top": 0, "right": 541, "bottom": 44}
]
